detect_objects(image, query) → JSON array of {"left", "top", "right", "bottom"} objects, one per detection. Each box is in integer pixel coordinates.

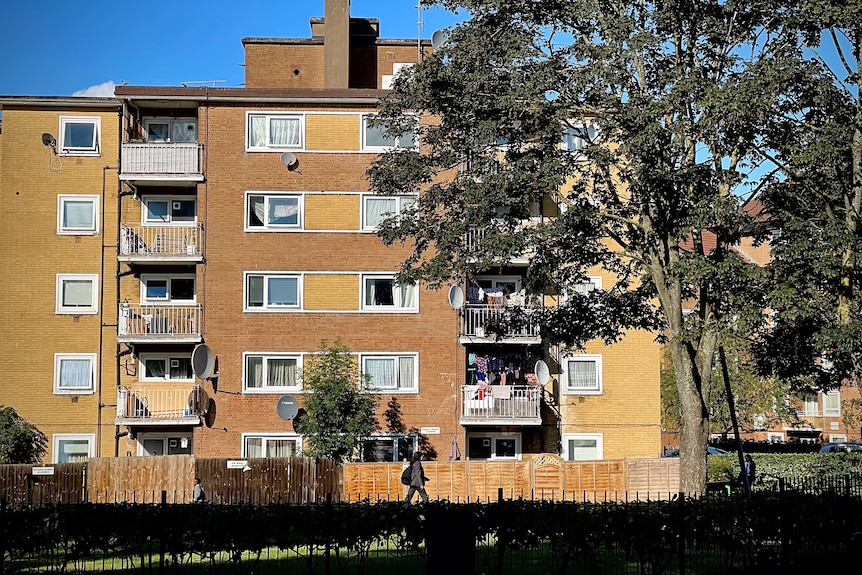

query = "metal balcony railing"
[
  {"left": 460, "top": 384, "right": 541, "bottom": 424},
  {"left": 462, "top": 304, "right": 541, "bottom": 339},
  {"left": 118, "top": 304, "right": 202, "bottom": 340},
  {"left": 121, "top": 142, "right": 203, "bottom": 177},
  {"left": 116, "top": 384, "right": 206, "bottom": 423},
  {"left": 119, "top": 224, "right": 203, "bottom": 260}
]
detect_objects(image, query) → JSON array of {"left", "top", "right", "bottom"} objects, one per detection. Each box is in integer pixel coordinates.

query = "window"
[
  {"left": 362, "top": 114, "right": 416, "bottom": 151},
  {"left": 138, "top": 434, "right": 193, "bottom": 456},
  {"left": 244, "top": 353, "right": 302, "bottom": 393},
  {"left": 566, "top": 276, "right": 602, "bottom": 299},
  {"left": 56, "top": 274, "right": 98, "bottom": 314},
  {"left": 361, "top": 434, "right": 417, "bottom": 462},
  {"left": 562, "top": 123, "right": 597, "bottom": 152},
  {"left": 54, "top": 353, "right": 96, "bottom": 394},
  {"left": 799, "top": 394, "right": 819, "bottom": 416},
  {"left": 823, "top": 391, "right": 841, "bottom": 417},
  {"left": 362, "top": 275, "right": 417, "bottom": 311},
  {"left": 144, "top": 118, "right": 197, "bottom": 143},
  {"left": 245, "top": 273, "right": 301, "bottom": 310},
  {"left": 243, "top": 434, "right": 301, "bottom": 458},
  {"left": 362, "top": 194, "right": 417, "bottom": 230},
  {"left": 562, "top": 433, "right": 603, "bottom": 461},
  {"left": 141, "top": 275, "right": 196, "bottom": 303},
  {"left": 361, "top": 354, "right": 417, "bottom": 392},
  {"left": 829, "top": 434, "right": 847, "bottom": 443},
  {"left": 466, "top": 433, "right": 521, "bottom": 460},
  {"left": 143, "top": 197, "right": 197, "bottom": 224},
  {"left": 60, "top": 117, "right": 100, "bottom": 156},
  {"left": 562, "top": 354, "right": 602, "bottom": 394},
  {"left": 246, "top": 193, "right": 302, "bottom": 230},
  {"left": 767, "top": 432, "right": 785, "bottom": 443},
  {"left": 247, "top": 113, "right": 304, "bottom": 150},
  {"left": 57, "top": 195, "right": 98, "bottom": 235},
  {"left": 52, "top": 434, "right": 94, "bottom": 463},
  {"left": 140, "top": 354, "right": 193, "bottom": 381}
]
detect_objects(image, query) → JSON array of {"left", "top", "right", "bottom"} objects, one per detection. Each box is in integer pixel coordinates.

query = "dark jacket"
[{"left": 409, "top": 460, "right": 427, "bottom": 488}]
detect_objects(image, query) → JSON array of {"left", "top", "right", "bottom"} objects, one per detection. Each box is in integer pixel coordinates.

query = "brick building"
[{"left": 0, "top": 0, "right": 661, "bottom": 464}]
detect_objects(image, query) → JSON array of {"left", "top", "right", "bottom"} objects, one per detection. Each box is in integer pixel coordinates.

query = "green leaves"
[{"left": 0, "top": 405, "right": 47, "bottom": 464}]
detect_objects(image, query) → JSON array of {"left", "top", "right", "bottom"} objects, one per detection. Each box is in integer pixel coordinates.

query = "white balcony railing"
[
  {"left": 118, "top": 304, "right": 202, "bottom": 340},
  {"left": 119, "top": 224, "right": 203, "bottom": 259},
  {"left": 460, "top": 384, "right": 541, "bottom": 423},
  {"left": 462, "top": 304, "right": 541, "bottom": 339},
  {"left": 116, "top": 384, "right": 206, "bottom": 422},
  {"left": 121, "top": 142, "right": 203, "bottom": 177}
]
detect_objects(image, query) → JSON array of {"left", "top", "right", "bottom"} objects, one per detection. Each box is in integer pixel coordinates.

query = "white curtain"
[
  {"left": 366, "top": 198, "right": 396, "bottom": 227},
  {"left": 398, "top": 357, "right": 415, "bottom": 389},
  {"left": 63, "top": 280, "right": 92, "bottom": 307},
  {"left": 249, "top": 116, "right": 266, "bottom": 147},
  {"left": 145, "top": 359, "right": 166, "bottom": 379},
  {"left": 172, "top": 122, "right": 197, "bottom": 142},
  {"left": 398, "top": 283, "right": 416, "bottom": 308},
  {"left": 247, "top": 356, "right": 263, "bottom": 388},
  {"left": 365, "top": 358, "right": 395, "bottom": 389},
  {"left": 245, "top": 437, "right": 262, "bottom": 457},
  {"left": 60, "top": 440, "right": 90, "bottom": 463},
  {"left": 267, "top": 439, "right": 296, "bottom": 457},
  {"left": 60, "top": 358, "right": 91, "bottom": 388},
  {"left": 567, "top": 360, "right": 597, "bottom": 390},
  {"left": 269, "top": 117, "right": 300, "bottom": 146},
  {"left": 63, "top": 201, "right": 94, "bottom": 229},
  {"left": 268, "top": 358, "right": 296, "bottom": 387}
]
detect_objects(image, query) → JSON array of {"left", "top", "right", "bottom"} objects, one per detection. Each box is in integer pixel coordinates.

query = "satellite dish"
[
  {"left": 448, "top": 285, "right": 464, "bottom": 310},
  {"left": 534, "top": 360, "right": 550, "bottom": 386},
  {"left": 204, "top": 398, "right": 217, "bottom": 428},
  {"left": 276, "top": 395, "right": 299, "bottom": 421},
  {"left": 191, "top": 344, "right": 216, "bottom": 379},
  {"left": 280, "top": 152, "right": 300, "bottom": 172},
  {"left": 188, "top": 387, "right": 210, "bottom": 415},
  {"left": 431, "top": 29, "right": 450, "bottom": 50},
  {"left": 41, "top": 133, "right": 56, "bottom": 148}
]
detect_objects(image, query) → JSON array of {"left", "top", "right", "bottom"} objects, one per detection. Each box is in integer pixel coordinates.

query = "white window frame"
[
  {"left": 829, "top": 434, "right": 847, "bottom": 443},
  {"left": 561, "top": 354, "right": 603, "bottom": 395},
  {"left": 56, "top": 274, "right": 98, "bottom": 315},
  {"left": 360, "top": 433, "right": 418, "bottom": 462},
  {"left": 242, "top": 433, "right": 302, "bottom": 458},
  {"left": 244, "top": 272, "right": 303, "bottom": 311},
  {"left": 245, "top": 192, "right": 303, "bottom": 231},
  {"left": 136, "top": 433, "right": 194, "bottom": 456},
  {"left": 361, "top": 274, "right": 418, "bottom": 312},
  {"left": 54, "top": 353, "right": 96, "bottom": 395},
  {"left": 246, "top": 112, "right": 305, "bottom": 151},
  {"left": 823, "top": 390, "right": 841, "bottom": 417},
  {"left": 465, "top": 432, "right": 522, "bottom": 461},
  {"left": 142, "top": 196, "right": 198, "bottom": 225},
  {"left": 243, "top": 352, "right": 304, "bottom": 393},
  {"left": 143, "top": 117, "right": 198, "bottom": 143},
  {"left": 360, "top": 353, "right": 418, "bottom": 393},
  {"left": 561, "top": 433, "right": 604, "bottom": 461},
  {"left": 361, "top": 114, "right": 417, "bottom": 151},
  {"left": 57, "top": 195, "right": 99, "bottom": 235},
  {"left": 140, "top": 274, "right": 197, "bottom": 304},
  {"left": 59, "top": 116, "right": 101, "bottom": 156},
  {"left": 799, "top": 394, "right": 819, "bottom": 416},
  {"left": 139, "top": 353, "right": 194, "bottom": 382},
  {"left": 361, "top": 194, "right": 418, "bottom": 230},
  {"left": 562, "top": 276, "right": 602, "bottom": 303},
  {"left": 562, "top": 122, "right": 598, "bottom": 153},
  {"left": 52, "top": 434, "right": 95, "bottom": 463},
  {"left": 767, "top": 432, "right": 785, "bottom": 443}
]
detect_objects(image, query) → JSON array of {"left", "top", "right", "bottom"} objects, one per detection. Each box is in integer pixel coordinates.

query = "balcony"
[
  {"left": 119, "top": 224, "right": 204, "bottom": 263},
  {"left": 460, "top": 385, "right": 542, "bottom": 426},
  {"left": 463, "top": 224, "right": 537, "bottom": 265},
  {"left": 460, "top": 304, "right": 542, "bottom": 344},
  {"left": 120, "top": 142, "right": 204, "bottom": 182},
  {"left": 118, "top": 304, "right": 203, "bottom": 344},
  {"left": 116, "top": 384, "right": 207, "bottom": 426}
]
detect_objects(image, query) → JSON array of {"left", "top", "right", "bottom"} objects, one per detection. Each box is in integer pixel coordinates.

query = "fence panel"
[
  {"left": 87, "top": 455, "right": 194, "bottom": 503},
  {"left": 0, "top": 463, "right": 85, "bottom": 504}
]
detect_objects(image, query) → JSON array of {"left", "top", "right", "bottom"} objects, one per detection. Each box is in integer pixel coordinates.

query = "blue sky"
[{"left": 0, "top": 0, "right": 465, "bottom": 97}]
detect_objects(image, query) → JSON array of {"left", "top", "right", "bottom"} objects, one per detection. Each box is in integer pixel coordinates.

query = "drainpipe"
[{"left": 99, "top": 158, "right": 119, "bottom": 456}]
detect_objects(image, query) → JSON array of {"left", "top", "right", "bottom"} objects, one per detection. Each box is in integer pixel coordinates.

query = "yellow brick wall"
[
  {"left": 0, "top": 106, "right": 120, "bottom": 463},
  {"left": 303, "top": 274, "right": 360, "bottom": 310},
  {"left": 305, "top": 194, "right": 360, "bottom": 230},
  {"left": 305, "top": 114, "right": 361, "bottom": 151}
]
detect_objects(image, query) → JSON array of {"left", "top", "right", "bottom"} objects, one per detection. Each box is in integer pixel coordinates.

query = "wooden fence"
[
  {"left": 342, "top": 455, "right": 680, "bottom": 502},
  {"left": 0, "top": 455, "right": 678, "bottom": 504}
]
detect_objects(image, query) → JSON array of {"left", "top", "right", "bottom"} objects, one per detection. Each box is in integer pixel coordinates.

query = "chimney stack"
[{"left": 324, "top": 0, "right": 351, "bottom": 88}]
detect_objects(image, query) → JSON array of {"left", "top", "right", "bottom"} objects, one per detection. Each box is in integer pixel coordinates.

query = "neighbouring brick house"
[{"left": 0, "top": 0, "right": 661, "bottom": 464}]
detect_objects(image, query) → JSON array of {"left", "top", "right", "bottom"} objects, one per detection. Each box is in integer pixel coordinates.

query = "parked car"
[
  {"left": 818, "top": 442, "right": 862, "bottom": 453},
  {"left": 663, "top": 446, "right": 728, "bottom": 457}
]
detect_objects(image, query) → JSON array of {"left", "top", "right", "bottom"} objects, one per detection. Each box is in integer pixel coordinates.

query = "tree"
[
  {"left": 0, "top": 406, "right": 47, "bottom": 464},
  {"left": 296, "top": 339, "right": 379, "bottom": 463},
  {"left": 369, "top": 0, "right": 822, "bottom": 491}
]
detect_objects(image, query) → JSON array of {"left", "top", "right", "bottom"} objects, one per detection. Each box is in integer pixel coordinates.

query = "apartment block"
[{"left": 0, "top": 0, "right": 661, "bottom": 464}]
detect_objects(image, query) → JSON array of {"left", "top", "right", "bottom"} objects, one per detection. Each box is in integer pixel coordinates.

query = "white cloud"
[{"left": 73, "top": 81, "right": 117, "bottom": 97}]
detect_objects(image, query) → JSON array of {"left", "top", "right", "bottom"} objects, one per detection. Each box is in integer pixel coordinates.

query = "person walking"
[
  {"left": 405, "top": 451, "right": 430, "bottom": 504},
  {"left": 738, "top": 454, "right": 756, "bottom": 494},
  {"left": 192, "top": 477, "right": 206, "bottom": 503}
]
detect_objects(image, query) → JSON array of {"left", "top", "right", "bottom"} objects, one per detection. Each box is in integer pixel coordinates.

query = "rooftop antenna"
[
  {"left": 180, "top": 80, "right": 226, "bottom": 88},
  {"left": 416, "top": 3, "right": 425, "bottom": 61}
]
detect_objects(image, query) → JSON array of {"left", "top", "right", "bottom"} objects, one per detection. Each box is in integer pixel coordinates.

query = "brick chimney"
[{"left": 324, "top": 0, "right": 350, "bottom": 88}]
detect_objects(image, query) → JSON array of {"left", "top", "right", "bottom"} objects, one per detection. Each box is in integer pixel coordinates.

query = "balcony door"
[{"left": 139, "top": 433, "right": 193, "bottom": 456}]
